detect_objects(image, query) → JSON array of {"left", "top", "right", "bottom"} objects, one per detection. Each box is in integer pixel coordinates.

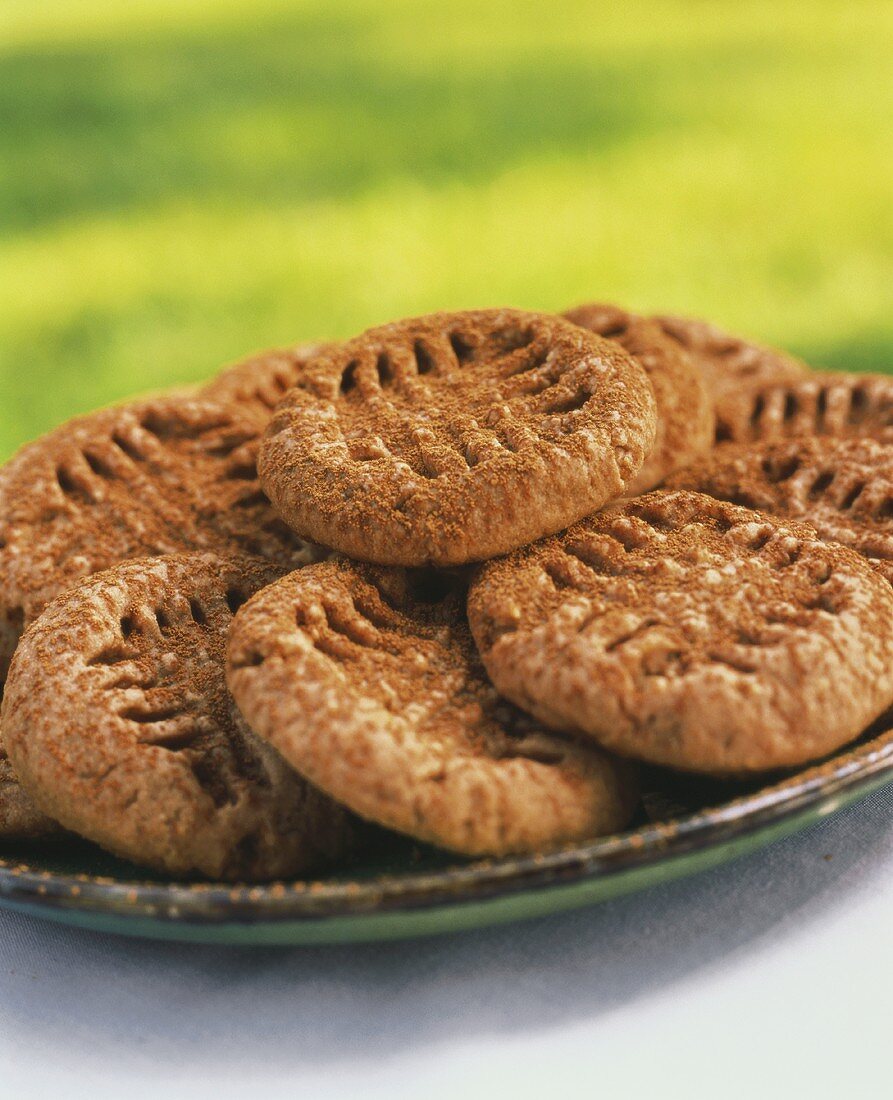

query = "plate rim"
[{"left": 2, "top": 724, "right": 892, "bottom": 929}]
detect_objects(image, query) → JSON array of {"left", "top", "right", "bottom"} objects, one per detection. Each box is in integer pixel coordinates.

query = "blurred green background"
[{"left": 1, "top": 0, "right": 891, "bottom": 458}]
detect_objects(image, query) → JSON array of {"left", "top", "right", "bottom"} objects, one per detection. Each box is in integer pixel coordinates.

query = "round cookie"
[
  {"left": 0, "top": 749, "right": 60, "bottom": 842},
  {"left": 258, "top": 309, "right": 657, "bottom": 566},
  {"left": 714, "top": 372, "right": 893, "bottom": 445},
  {"left": 468, "top": 489, "right": 893, "bottom": 775},
  {"left": 0, "top": 395, "right": 320, "bottom": 687},
  {"left": 668, "top": 437, "right": 893, "bottom": 585},
  {"left": 563, "top": 302, "right": 714, "bottom": 492},
  {"left": 202, "top": 342, "right": 330, "bottom": 425},
  {"left": 652, "top": 314, "right": 809, "bottom": 397},
  {"left": 1, "top": 554, "right": 354, "bottom": 880},
  {"left": 226, "top": 559, "right": 639, "bottom": 856}
]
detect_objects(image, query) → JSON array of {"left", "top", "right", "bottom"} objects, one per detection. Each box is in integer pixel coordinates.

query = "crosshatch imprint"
[
  {"left": 668, "top": 437, "right": 893, "bottom": 586},
  {"left": 717, "top": 375, "right": 893, "bottom": 445}
]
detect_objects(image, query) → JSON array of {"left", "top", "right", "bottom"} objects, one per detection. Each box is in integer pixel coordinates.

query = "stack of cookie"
[{"left": 2, "top": 306, "right": 893, "bottom": 882}]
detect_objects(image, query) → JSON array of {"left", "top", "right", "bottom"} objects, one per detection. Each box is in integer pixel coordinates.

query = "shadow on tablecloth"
[{"left": 1, "top": 784, "right": 891, "bottom": 1070}]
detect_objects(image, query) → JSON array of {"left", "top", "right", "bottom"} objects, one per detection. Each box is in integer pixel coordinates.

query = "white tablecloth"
[{"left": 1, "top": 784, "right": 891, "bottom": 1100}]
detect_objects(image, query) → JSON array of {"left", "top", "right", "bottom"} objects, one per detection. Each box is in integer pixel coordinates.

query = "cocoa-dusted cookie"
[
  {"left": 227, "top": 559, "right": 639, "bottom": 856},
  {"left": 563, "top": 303, "right": 714, "bottom": 492},
  {"left": 0, "top": 749, "right": 60, "bottom": 842},
  {"left": 468, "top": 490, "right": 893, "bottom": 775},
  {"left": 653, "top": 314, "right": 809, "bottom": 397},
  {"left": 714, "top": 372, "right": 893, "bottom": 445},
  {"left": 202, "top": 343, "right": 330, "bottom": 425},
  {"left": 0, "top": 395, "right": 320, "bottom": 686},
  {"left": 668, "top": 437, "right": 893, "bottom": 585},
  {"left": 259, "top": 310, "right": 657, "bottom": 566},
  {"left": 2, "top": 554, "right": 354, "bottom": 880}
]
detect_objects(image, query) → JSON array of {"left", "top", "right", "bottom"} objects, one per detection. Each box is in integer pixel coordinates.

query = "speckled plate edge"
[{"left": 2, "top": 726, "right": 892, "bottom": 945}]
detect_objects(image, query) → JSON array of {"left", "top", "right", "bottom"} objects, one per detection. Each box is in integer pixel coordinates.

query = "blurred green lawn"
[{"left": 1, "top": 0, "right": 891, "bottom": 458}]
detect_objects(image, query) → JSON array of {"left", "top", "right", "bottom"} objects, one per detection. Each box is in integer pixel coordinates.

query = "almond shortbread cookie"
[
  {"left": 653, "top": 314, "right": 809, "bottom": 398},
  {"left": 668, "top": 437, "right": 893, "bottom": 585},
  {"left": 202, "top": 343, "right": 331, "bottom": 425},
  {"left": 259, "top": 310, "right": 657, "bottom": 566},
  {"left": 469, "top": 490, "right": 893, "bottom": 775},
  {"left": 2, "top": 554, "right": 354, "bottom": 880},
  {"left": 714, "top": 372, "right": 893, "bottom": 445},
  {"left": 564, "top": 303, "right": 714, "bottom": 491},
  {"left": 227, "top": 559, "right": 639, "bottom": 856}
]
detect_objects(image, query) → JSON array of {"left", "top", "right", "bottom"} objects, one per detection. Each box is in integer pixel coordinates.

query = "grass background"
[{"left": 1, "top": 0, "right": 891, "bottom": 458}]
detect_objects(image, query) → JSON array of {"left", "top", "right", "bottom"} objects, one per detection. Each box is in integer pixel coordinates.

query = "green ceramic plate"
[{"left": 2, "top": 722, "right": 892, "bottom": 945}]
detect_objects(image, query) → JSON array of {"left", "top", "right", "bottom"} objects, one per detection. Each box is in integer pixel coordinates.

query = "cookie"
[
  {"left": 258, "top": 309, "right": 657, "bottom": 566},
  {"left": 227, "top": 559, "right": 639, "bottom": 856},
  {"left": 1, "top": 554, "right": 354, "bottom": 880},
  {"left": 653, "top": 314, "right": 809, "bottom": 397},
  {"left": 0, "top": 395, "right": 319, "bottom": 687},
  {"left": 714, "top": 372, "right": 893, "bottom": 445},
  {"left": 668, "top": 437, "right": 893, "bottom": 585},
  {"left": 468, "top": 489, "right": 893, "bottom": 775},
  {"left": 563, "top": 303, "right": 714, "bottom": 492},
  {"left": 202, "top": 343, "right": 330, "bottom": 425},
  {"left": 0, "top": 749, "right": 60, "bottom": 842}
]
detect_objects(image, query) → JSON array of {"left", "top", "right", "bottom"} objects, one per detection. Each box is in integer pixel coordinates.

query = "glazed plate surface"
[{"left": 2, "top": 723, "right": 892, "bottom": 945}]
